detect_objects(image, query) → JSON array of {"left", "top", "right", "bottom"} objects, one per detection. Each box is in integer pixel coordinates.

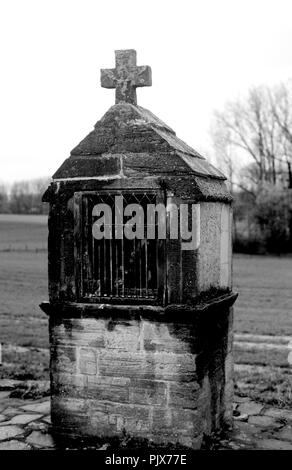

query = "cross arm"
[
  {"left": 135, "top": 65, "right": 152, "bottom": 87},
  {"left": 100, "top": 68, "right": 116, "bottom": 89}
]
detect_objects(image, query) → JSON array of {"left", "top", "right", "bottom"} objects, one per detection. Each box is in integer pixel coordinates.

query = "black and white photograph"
[{"left": 0, "top": 0, "right": 291, "bottom": 459}]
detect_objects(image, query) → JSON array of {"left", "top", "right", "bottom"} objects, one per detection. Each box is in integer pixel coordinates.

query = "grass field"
[
  {"left": 0, "top": 214, "right": 47, "bottom": 252},
  {"left": 233, "top": 254, "right": 292, "bottom": 337},
  {"left": 0, "top": 215, "right": 291, "bottom": 405}
]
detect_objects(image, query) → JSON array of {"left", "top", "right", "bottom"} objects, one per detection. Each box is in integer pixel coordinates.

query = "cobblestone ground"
[{"left": 0, "top": 380, "right": 291, "bottom": 450}]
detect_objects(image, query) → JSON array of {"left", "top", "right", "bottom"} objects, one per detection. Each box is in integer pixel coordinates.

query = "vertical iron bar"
[
  {"left": 88, "top": 199, "right": 93, "bottom": 282},
  {"left": 134, "top": 238, "right": 137, "bottom": 298},
  {"left": 121, "top": 196, "right": 125, "bottom": 297},
  {"left": 92, "top": 213, "right": 95, "bottom": 280},
  {"left": 103, "top": 236, "right": 106, "bottom": 296},
  {"left": 98, "top": 242, "right": 101, "bottom": 297},
  {"left": 121, "top": 237, "right": 125, "bottom": 297},
  {"left": 84, "top": 198, "right": 89, "bottom": 293},
  {"left": 139, "top": 239, "right": 142, "bottom": 298},
  {"left": 156, "top": 218, "right": 159, "bottom": 297},
  {"left": 110, "top": 238, "right": 113, "bottom": 297},
  {"left": 115, "top": 239, "right": 118, "bottom": 296},
  {"left": 145, "top": 238, "right": 148, "bottom": 297}
]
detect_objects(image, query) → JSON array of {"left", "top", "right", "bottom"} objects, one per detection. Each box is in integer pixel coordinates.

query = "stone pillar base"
[{"left": 41, "top": 293, "right": 236, "bottom": 449}]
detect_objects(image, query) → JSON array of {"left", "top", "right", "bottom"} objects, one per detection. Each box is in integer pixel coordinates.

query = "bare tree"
[
  {"left": 212, "top": 86, "right": 285, "bottom": 193},
  {"left": 270, "top": 82, "right": 292, "bottom": 189},
  {"left": 210, "top": 120, "right": 236, "bottom": 193},
  {"left": 0, "top": 183, "right": 9, "bottom": 213},
  {"left": 9, "top": 177, "right": 50, "bottom": 214},
  {"left": 212, "top": 83, "right": 292, "bottom": 252}
]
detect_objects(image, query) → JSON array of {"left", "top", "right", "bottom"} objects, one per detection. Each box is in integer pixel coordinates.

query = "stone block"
[
  {"left": 79, "top": 347, "right": 98, "bottom": 375},
  {"left": 238, "top": 402, "right": 264, "bottom": 416},
  {"left": 53, "top": 154, "right": 121, "bottom": 179},
  {"left": 129, "top": 379, "right": 167, "bottom": 406},
  {"left": 263, "top": 408, "right": 292, "bottom": 422},
  {"left": 0, "top": 440, "right": 31, "bottom": 450},
  {"left": 182, "top": 249, "right": 199, "bottom": 302},
  {"left": 142, "top": 321, "right": 193, "bottom": 354},
  {"left": 98, "top": 350, "right": 197, "bottom": 382},
  {"left": 87, "top": 376, "right": 130, "bottom": 402},
  {"left": 2, "top": 414, "right": 43, "bottom": 426},
  {"left": 104, "top": 321, "right": 141, "bottom": 352},
  {"left": 52, "top": 372, "right": 87, "bottom": 390},
  {"left": 223, "top": 351, "right": 234, "bottom": 424},
  {"left": 51, "top": 397, "right": 91, "bottom": 434},
  {"left": 89, "top": 400, "right": 152, "bottom": 435},
  {"left": 0, "top": 425, "right": 24, "bottom": 441},
  {"left": 220, "top": 204, "right": 231, "bottom": 288},
  {"left": 52, "top": 318, "right": 106, "bottom": 348},
  {"left": 151, "top": 407, "right": 201, "bottom": 440},
  {"left": 274, "top": 426, "right": 292, "bottom": 442},
  {"left": 256, "top": 439, "right": 292, "bottom": 450},
  {"left": 171, "top": 408, "right": 202, "bottom": 435},
  {"left": 168, "top": 381, "right": 200, "bottom": 409},
  {"left": 248, "top": 415, "right": 281, "bottom": 428},
  {"left": 198, "top": 202, "right": 221, "bottom": 291},
  {"left": 51, "top": 345, "right": 77, "bottom": 374},
  {"left": 21, "top": 401, "right": 51, "bottom": 414},
  {"left": 166, "top": 237, "right": 182, "bottom": 303},
  {"left": 27, "top": 431, "right": 56, "bottom": 448}
]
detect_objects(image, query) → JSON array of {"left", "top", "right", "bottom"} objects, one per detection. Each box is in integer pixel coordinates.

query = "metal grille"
[{"left": 81, "top": 192, "right": 159, "bottom": 300}]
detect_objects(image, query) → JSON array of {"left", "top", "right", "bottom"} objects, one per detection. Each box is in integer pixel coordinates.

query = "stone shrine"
[{"left": 41, "top": 49, "right": 237, "bottom": 449}]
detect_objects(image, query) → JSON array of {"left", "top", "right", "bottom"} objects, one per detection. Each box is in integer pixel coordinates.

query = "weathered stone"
[
  {"left": 2, "top": 413, "right": 43, "bottom": 426},
  {"left": 248, "top": 415, "right": 282, "bottom": 428},
  {"left": 168, "top": 381, "right": 200, "bottom": 409},
  {"left": 98, "top": 349, "right": 197, "bottom": 382},
  {"left": 0, "top": 415, "right": 7, "bottom": 423},
  {"left": 142, "top": 321, "right": 193, "bottom": 354},
  {"left": 26, "top": 431, "right": 55, "bottom": 448},
  {"left": 92, "top": 375, "right": 129, "bottom": 398},
  {"left": 104, "top": 321, "right": 141, "bottom": 352},
  {"left": 2, "top": 407, "right": 20, "bottom": 417},
  {"left": 234, "top": 413, "right": 249, "bottom": 422},
  {"left": 42, "top": 415, "right": 51, "bottom": 424},
  {"left": 27, "top": 421, "right": 49, "bottom": 432},
  {"left": 0, "top": 379, "right": 22, "bottom": 391},
  {"left": 0, "top": 391, "right": 11, "bottom": 400},
  {"left": 256, "top": 438, "right": 292, "bottom": 450},
  {"left": 234, "top": 420, "right": 261, "bottom": 437},
  {"left": 263, "top": 408, "right": 292, "bottom": 422},
  {"left": 238, "top": 401, "right": 264, "bottom": 416},
  {"left": 274, "top": 426, "right": 292, "bottom": 442},
  {"left": 21, "top": 401, "right": 50, "bottom": 414},
  {"left": 79, "top": 348, "right": 98, "bottom": 375},
  {"left": 51, "top": 345, "right": 77, "bottom": 374},
  {"left": 54, "top": 155, "right": 121, "bottom": 180},
  {"left": 0, "top": 440, "right": 31, "bottom": 450},
  {"left": 129, "top": 379, "right": 167, "bottom": 406},
  {"left": 234, "top": 396, "right": 250, "bottom": 403},
  {"left": 101, "top": 50, "right": 152, "bottom": 105},
  {"left": 0, "top": 425, "right": 24, "bottom": 441},
  {"left": 198, "top": 203, "right": 221, "bottom": 291}
]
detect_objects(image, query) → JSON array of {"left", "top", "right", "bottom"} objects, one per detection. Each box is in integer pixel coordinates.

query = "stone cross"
[{"left": 100, "top": 49, "right": 152, "bottom": 105}]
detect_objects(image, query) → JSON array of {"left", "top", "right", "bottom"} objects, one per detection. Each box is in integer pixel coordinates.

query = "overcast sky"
[{"left": 1, "top": 0, "right": 292, "bottom": 184}]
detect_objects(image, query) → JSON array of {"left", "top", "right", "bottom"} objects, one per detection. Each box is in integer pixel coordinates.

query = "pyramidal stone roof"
[
  {"left": 53, "top": 103, "right": 225, "bottom": 181},
  {"left": 49, "top": 49, "right": 231, "bottom": 203}
]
